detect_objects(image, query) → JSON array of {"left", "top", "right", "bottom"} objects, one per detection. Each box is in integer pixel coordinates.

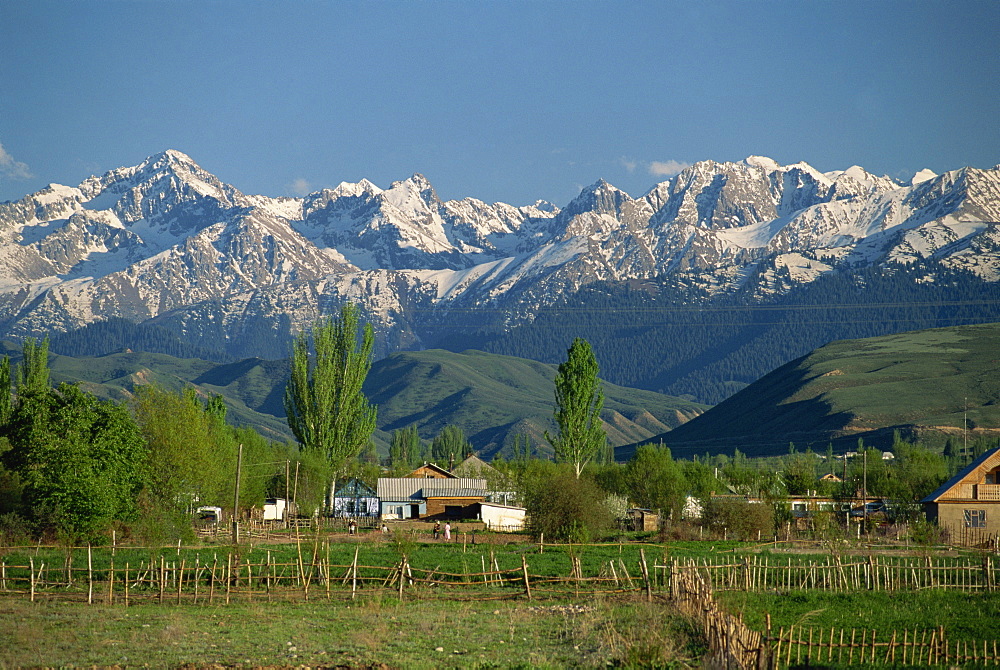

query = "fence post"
[
  {"left": 639, "top": 549, "right": 652, "bottom": 601},
  {"left": 522, "top": 554, "right": 532, "bottom": 600},
  {"left": 87, "top": 544, "right": 93, "bottom": 605}
]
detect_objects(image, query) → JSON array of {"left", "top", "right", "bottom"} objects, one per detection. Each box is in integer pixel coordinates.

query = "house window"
[{"left": 965, "top": 509, "right": 987, "bottom": 528}]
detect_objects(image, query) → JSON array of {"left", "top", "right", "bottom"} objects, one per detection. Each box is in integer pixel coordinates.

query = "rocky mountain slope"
[{"left": 2, "top": 150, "right": 998, "bottom": 399}]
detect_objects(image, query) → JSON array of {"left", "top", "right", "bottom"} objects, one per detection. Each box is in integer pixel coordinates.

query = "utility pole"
[
  {"left": 965, "top": 396, "right": 969, "bottom": 460},
  {"left": 862, "top": 449, "right": 868, "bottom": 534},
  {"left": 284, "top": 460, "right": 291, "bottom": 529},
  {"left": 292, "top": 461, "right": 300, "bottom": 518},
  {"left": 232, "top": 443, "right": 243, "bottom": 545}
]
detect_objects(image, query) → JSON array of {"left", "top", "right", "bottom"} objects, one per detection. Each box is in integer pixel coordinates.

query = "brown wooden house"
[
  {"left": 922, "top": 447, "right": 1000, "bottom": 546},
  {"left": 406, "top": 462, "right": 456, "bottom": 479}
]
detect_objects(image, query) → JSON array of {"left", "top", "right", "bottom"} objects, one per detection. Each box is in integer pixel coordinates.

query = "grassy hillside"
[
  {"left": 365, "top": 348, "right": 707, "bottom": 459},
  {"left": 625, "top": 322, "right": 1000, "bottom": 460},
  {"left": 13, "top": 344, "right": 705, "bottom": 458}
]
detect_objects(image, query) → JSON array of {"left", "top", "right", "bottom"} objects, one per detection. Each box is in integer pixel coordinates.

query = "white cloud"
[
  {"left": 649, "top": 160, "right": 690, "bottom": 178},
  {"left": 0, "top": 143, "right": 33, "bottom": 180},
  {"left": 287, "top": 177, "right": 312, "bottom": 196},
  {"left": 618, "top": 156, "right": 638, "bottom": 173}
]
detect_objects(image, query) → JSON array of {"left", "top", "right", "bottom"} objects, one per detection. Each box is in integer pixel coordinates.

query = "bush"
[
  {"left": 703, "top": 497, "right": 774, "bottom": 540},
  {"left": 0, "top": 512, "right": 34, "bottom": 546},
  {"left": 525, "top": 466, "right": 612, "bottom": 542}
]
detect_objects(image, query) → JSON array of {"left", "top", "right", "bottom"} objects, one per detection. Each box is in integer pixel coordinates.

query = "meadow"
[{"left": 2, "top": 534, "right": 997, "bottom": 667}]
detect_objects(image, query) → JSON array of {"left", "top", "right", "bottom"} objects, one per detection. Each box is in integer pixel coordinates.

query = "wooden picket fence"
[
  {"left": 665, "top": 554, "right": 999, "bottom": 592},
  {"left": 769, "top": 624, "right": 1000, "bottom": 667},
  {"left": 668, "top": 561, "right": 1000, "bottom": 668}
]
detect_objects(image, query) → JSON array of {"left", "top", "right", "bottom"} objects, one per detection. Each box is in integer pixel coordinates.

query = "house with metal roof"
[
  {"left": 922, "top": 447, "right": 1000, "bottom": 546},
  {"left": 332, "top": 478, "right": 379, "bottom": 517},
  {"left": 377, "top": 477, "right": 487, "bottom": 520}
]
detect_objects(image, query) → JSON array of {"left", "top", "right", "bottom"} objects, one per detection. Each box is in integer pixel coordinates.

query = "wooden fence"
[
  {"left": 661, "top": 554, "right": 1000, "bottom": 592},
  {"left": 0, "top": 544, "right": 661, "bottom": 604},
  {"left": 768, "top": 624, "right": 1000, "bottom": 667},
  {"left": 668, "top": 562, "right": 1000, "bottom": 669}
]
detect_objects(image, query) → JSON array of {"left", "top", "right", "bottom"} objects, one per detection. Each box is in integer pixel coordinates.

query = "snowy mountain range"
[{"left": 2, "top": 149, "right": 999, "bottom": 361}]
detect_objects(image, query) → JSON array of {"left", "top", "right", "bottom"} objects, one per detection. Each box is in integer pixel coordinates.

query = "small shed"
[
  {"left": 627, "top": 508, "right": 660, "bottom": 532},
  {"left": 263, "top": 498, "right": 287, "bottom": 521},
  {"left": 332, "top": 479, "right": 379, "bottom": 517},
  {"left": 476, "top": 502, "right": 526, "bottom": 531}
]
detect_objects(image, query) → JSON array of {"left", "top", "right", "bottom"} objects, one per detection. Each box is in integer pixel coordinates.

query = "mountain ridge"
[{"left": 2, "top": 150, "right": 998, "bottom": 403}]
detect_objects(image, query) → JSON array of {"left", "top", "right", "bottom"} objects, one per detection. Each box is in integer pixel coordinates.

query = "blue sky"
[{"left": 1, "top": 0, "right": 998, "bottom": 207}]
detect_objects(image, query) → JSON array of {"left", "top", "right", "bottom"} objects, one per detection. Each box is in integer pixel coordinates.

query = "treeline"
[
  {"left": 464, "top": 260, "right": 1000, "bottom": 404},
  {"left": 47, "top": 317, "right": 232, "bottom": 362},
  {"left": 488, "top": 430, "right": 998, "bottom": 543},
  {"left": 0, "top": 337, "right": 336, "bottom": 545}
]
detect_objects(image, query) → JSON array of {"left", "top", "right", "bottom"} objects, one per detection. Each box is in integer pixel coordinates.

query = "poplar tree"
[
  {"left": 284, "top": 303, "right": 378, "bottom": 479},
  {"left": 0, "top": 356, "right": 10, "bottom": 425},
  {"left": 16, "top": 336, "right": 49, "bottom": 394},
  {"left": 545, "top": 337, "right": 606, "bottom": 478},
  {"left": 389, "top": 425, "right": 423, "bottom": 469}
]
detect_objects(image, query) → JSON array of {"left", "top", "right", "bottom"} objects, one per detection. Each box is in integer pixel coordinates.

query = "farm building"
[
  {"left": 922, "top": 447, "right": 1000, "bottom": 546},
  {"left": 476, "top": 502, "right": 526, "bottom": 531},
  {"left": 378, "top": 477, "right": 487, "bottom": 520},
  {"left": 627, "top": 508, "right": 660, "bottom": 532},
  {"left": 332, "top": 478, "right": 379, "bottom": 517}
]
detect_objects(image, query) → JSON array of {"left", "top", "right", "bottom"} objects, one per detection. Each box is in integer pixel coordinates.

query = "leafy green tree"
[
  {"left": 624, "top": 445, "right": 686, "bottom": 519},
  {"left": 430, "top": 424, "right": 472, "bottom": 465},
  {"left": 389, "top": 425, "right": 423, "bottom": 470},
  {"left": 0, "top": 356, "right": 10, "bottom": 425},
  {"left": 284, "top": 303, "right": 378, "bottom": 481},
  {"left": 524, "top": 464, "right": 611, "bottom": 541},
  {"left": 545, "top": 338, "right": 606, "bottom": 478},
  {"left": 132, "top": 386, "right": 234, "bottom": 514},
  {"left": 783, "top": 452, "right": 818, "bottom": 495},
  {"left": 679, "top": 460, "right": 723, "bottom": 501},
  {"left": 16, "top": 336, "right": 50, "bottom": 394},
  {"left": 4, "top": 383, "right": 147, "bottom": 541}
]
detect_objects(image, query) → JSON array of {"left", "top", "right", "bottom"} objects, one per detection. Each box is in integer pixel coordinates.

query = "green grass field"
[
  {"left": 717, "top": 589, "right": 1000, "bottom": 643},
  {"left": 0, "top": 596, "right": 703, "bottom": 668},
  {"left": 5, "top": 537, "right": 998, "bottom": 667}
]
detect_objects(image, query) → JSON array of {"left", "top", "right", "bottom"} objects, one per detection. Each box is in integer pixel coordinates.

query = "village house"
[
  {"left": 331, "top": 478, "right": 379, "bottom": 517},
  {"left": 377, "top": 477, "right": 487, "bottom": 520},
  {"left": 406, "top": 462, "right": 456, "bottom": 479},
  {"left": 922, "top": 447, "right": 1000, "bottom": 546}
]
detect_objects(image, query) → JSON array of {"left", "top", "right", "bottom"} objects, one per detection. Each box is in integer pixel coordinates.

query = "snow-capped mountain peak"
[{"left": 0, "top": 149, "right": 997, "bottom": 357}]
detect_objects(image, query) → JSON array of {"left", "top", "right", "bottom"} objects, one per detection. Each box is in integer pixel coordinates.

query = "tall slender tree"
[
  {"left": 16, "top": 336, "right": 49, "bottom": 394},
  {"left": 0, "top": 355, "right": 10, "bottom": 426},
  {"left": 284, "top": 303, "right": 378, "bottom": 489},
  {"left": 545, "top": 337, "right": 606, "bottom": 478}
]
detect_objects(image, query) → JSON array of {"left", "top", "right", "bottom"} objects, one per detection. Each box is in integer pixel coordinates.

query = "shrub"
[
  {"left": 703, "top": 497, "right": 774, "bottom": 540},
  {"left": 525, "top": 466, "right": 612, "bottom": 541}
]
